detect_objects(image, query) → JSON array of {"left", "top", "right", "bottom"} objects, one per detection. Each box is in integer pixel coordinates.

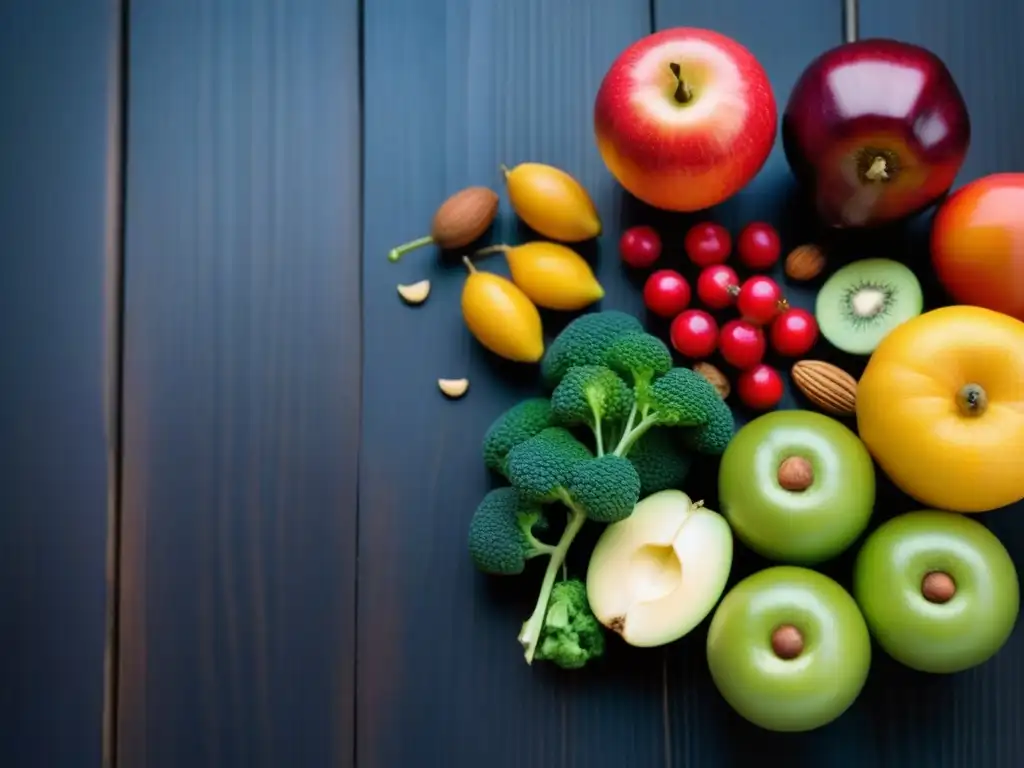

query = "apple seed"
[
  {"left": 771, "top": 624, "right": 804, "bottom": 660},
  {"left": 921, "top": 571, "right": 956, "bottom": 604},
  {"left": 777, "top": 456, "right": 813, "bottom": 492}
]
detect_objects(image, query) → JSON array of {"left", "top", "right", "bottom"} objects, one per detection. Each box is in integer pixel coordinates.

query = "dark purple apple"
[{"left": 783, "top": 39, "right": 971, "bottom": 228}]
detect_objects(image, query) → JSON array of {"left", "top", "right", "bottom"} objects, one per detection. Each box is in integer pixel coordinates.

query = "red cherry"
[
  {"left": 737, "top": 222, "right": 782, "bottom": 270},
  {"left": 719, "top": 319, "right": 766, "bottom": 370},
  {"left": 696, "top": 265, "right": 740, "bottom": 310},
  {"left": 737, "top": 275, "right": 787, "bottom": 325},
  {"left": 770, "top": 308, "right": 819, "bottom": 357},
  {"left": 670, "top": 309, "right": 719, "bottom": 359},
  {"left": 684, "top": 222, "right": 732, "bottom": 267},
  {"left": 619, "top": 226, "right": 662, "bottom": 269},
  {"left": 643, "top": 269, "right": 691, "bottom": 318},
  {"left": 737, "top": 364, "right": 785, "bottom": 410}
]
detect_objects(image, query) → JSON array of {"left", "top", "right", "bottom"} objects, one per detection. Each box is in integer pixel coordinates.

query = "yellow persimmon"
[
  {"left": 460, "top": 257, "right": 544, "bottom": 363},
  {"left": 857, "top": 305, "right": 1024, "bottom": 513}
]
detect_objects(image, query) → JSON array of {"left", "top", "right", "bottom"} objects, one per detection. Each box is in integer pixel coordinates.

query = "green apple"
[
  {"left": 718, "top": 409, "right": 875, "bottom": 564},
  {"left": 854, "top": 510, "right": 1020, "bottom": 674},
  {"left": 586, "top": 490, "right": 733, "bottom": 648},
  {"left": 706, "top": 566, "right": 871, "bottom": 732}
]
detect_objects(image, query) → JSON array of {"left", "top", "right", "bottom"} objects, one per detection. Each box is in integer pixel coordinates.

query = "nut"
[
  {"left": 693, "top": 362, "right": 730, "bottom": 400},
  {"left": 437, "top": 378, "right": 470, "bottom": 399},
  {"left": 784, "top": 244, "right": 826, "bottom": 281},
  {"left": 790, "top": 360, "right": 857, "bottom": 416},
  {"left": 397, "top": 279, "right": 431, "bottom": 305},
  {"left": 431, "top": 187, "right": 499, "bottom": 250},
  {"left": 777, "top": 456, "right": 813, "bottom": 491}
]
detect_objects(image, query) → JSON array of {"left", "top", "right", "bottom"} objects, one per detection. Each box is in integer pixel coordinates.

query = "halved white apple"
[{"left": 586, "top": 489, "right": 733, "bottom": 648}]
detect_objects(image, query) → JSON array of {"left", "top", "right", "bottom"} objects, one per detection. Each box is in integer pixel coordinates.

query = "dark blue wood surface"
[
  {"left": 4, "top": 1, "right": 1024, "bottom": 766},
  {"left": 0, "top": 2, "right": 118, "bottom": 766}
]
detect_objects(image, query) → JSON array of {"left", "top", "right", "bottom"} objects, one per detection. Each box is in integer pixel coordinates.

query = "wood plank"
[
  {"left": 358, "top": 2, "right": 670, "bottom": 766},
  {"left": 117, "top": 2, "right": 360, "bottom": 766},
  {"left": 649, "top": 3, "right": 869, "bottom": 766},
  {"left": 852, "top": 4, "right": 1024, "bottom": 766},
  {"left": 0, "top": 2, "right": 119, "bottom": 766}
]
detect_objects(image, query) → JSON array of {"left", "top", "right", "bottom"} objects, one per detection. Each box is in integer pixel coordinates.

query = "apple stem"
[
  {"left": 668, "top": 62, "right": 694, "bottom": 104},
  {"left": 518, "top": 505, "right": 588, "bottom": 664},
  {"left": 864, "top": 156, "right": 889, "bottom": 182},
  {"left": 388, "top": 234, "right": 434, "bottom": 262}
]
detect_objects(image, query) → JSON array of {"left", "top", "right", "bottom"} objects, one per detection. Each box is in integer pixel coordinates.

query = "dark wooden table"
[{"left": 3, "top": 1, "right": 1023, "bottom": 766}]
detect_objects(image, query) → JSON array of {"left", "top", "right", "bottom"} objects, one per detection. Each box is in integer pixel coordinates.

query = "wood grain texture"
[
  {"left": 853, "top": 3, "right": 1024, "bottom": 766},
  {"left": 117, "top": 1, "right": 361, "bottom": 766},
  {"left": 0, "top": 2, "right": 118, "bottom": 766},
  {"left": 358, "top": 2, "right": 669, "bottom": 766}
]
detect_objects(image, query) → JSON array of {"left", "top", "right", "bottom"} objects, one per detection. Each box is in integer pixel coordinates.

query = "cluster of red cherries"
[{"left": 620, "top": 221, "right": 819, "bottom": 410}]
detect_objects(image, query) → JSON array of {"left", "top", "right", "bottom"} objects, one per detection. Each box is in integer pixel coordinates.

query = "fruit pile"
[{"left": 384, "top": 24, "right": 1024, "bottom": 737}]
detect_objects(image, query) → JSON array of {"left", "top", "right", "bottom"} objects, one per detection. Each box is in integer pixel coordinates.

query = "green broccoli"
[
  {"left": 627, "top": 428, "right": 693, "bottom": 496},
  {"left": 565, "top": 455, "right": 640, "bottom": 523},
  {"left": 682, "top": 397, "right": 735, "bottom": 456},
  {"left": 481, "top": 398, "right": 554, "bottom": 476},
  {"left": 603, "top": 331, "right": 672, "bottom": 403},
  {"left": 505, "top": 427, "right": 593, "bottom": 504},
  {"left": 467, "top": 487, "right": 554, "bottom": 575},
  {"left": 540, "top": 311, "right": 643, "bottom": 388},
  {"left": 550, "top": 365, "right": 632, "bottom": 455},
  {"left": 611, "top": 366, "right": 725, "bottom": 455},
  {"left": 529, "top": 579, "right": 605, "bottom": 669}
]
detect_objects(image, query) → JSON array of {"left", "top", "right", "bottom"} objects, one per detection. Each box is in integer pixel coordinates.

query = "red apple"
[
  {"left": 594, "top": 28, "right": 777, "bottom": 212},
  {"left": 783, "top": 39, "right": 971, "bottom": 228}
]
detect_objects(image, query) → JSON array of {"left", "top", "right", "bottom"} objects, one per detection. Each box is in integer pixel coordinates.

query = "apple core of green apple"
[
  {"left": 718, "top": 410, "right": 876, "bottom": 564},
  {"left": 853, "top": 510, "right": 1020, "bottom": 674},
  {"left": 706, "top": 566, "right": 871, "bottom": 733}
]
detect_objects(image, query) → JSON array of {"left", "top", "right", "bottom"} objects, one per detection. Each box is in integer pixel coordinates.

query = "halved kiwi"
[{"left": 815, "top": 258, "right": 923, "bottom": 355}]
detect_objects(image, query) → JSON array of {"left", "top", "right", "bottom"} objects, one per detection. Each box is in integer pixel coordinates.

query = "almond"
[
  {"left": 784, "top": 244, "right": 826, "bottom": 281},
  {"left": 431, "top": 187, "right": 499, "bottom": 250},
  {"left": 693, "top": 362, "right": 730, "bottom": 400},
  {"left": 791, "top": 360, "right": 857, "bottom": 416}
]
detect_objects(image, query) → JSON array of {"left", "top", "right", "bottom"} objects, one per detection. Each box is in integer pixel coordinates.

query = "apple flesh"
[
  {"left": 594, "top": 27, "right": 777, "bottom": 212},
  {"left": 707, "top": 566, "right": 871, "bottom": 733},
  {"left": 854, "top": 510, "right": 1020, "bottom": 674},
  {"left": 718, "top": 410, "right": 876, "bottom": 564},
  {"left": 586, "top": 489, "right": 733, "bottom": 648},
  {"left": 783, "top": 39, "right": 970, "bottom": 228}
]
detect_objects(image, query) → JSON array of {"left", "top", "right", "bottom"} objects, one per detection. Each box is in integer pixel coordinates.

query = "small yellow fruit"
[
  {"left": 460, "top": 257, "right": 544, "bottom": 363},
  {"left": 502, "top": 162, "right": 602, "bottom": 242},
  {"left": 474, "top": 242, "right": 604, "bottom": 311}
]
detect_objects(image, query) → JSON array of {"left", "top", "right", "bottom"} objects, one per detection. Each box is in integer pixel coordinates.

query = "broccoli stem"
[
  {"left": 526, "top": 532, "right": 557, "bottom": 558},
  {"left": 518, "top": 503, "right": 588, "bottom": 664},
  {"left": 612, "top": 413, "right": 659, "bottom": 457},
  {"left": 586, "top": 395, "right": 605, "bottom": 456}
]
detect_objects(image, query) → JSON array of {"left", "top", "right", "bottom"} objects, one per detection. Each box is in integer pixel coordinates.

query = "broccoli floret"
[
  {"left": 550, "top": 365, "right": 632, "bottom": 455},
  {"left": 603, "top": 331, "right": 672, "bottom": 404},
  {"left": 540, "top": 311, "right": 643, "bottom": 388},
  {"left": 682, "top": 398, "right": 735, "bottom": 456},
  {"left": 531, "top": 579, "right": 605, "bottom": 669},
  {"left": 481, "top": 398, "right": 554, "bottom": 476},
  {"left": 505, "top": 427, "right": 593, "bottom": 504},
  {"left": 468, "top": 487, "right": 554, "bottom": 575},
  {"left": 627, "top": 428, "right": 693, "bottom": 496},
  {"left": 565, "top": 455, "right": 640, "bottom": 523}
]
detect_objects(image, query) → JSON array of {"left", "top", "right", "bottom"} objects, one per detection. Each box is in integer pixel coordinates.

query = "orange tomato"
[
  {"left": 857, "top": 305, "right": 1024, "bottom": 513},
  {"left": 930, "top": 173, "right": 1024, "bottom": 321}
]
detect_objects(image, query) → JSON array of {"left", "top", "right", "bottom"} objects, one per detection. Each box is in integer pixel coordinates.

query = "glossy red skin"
[
  {"left": 737, "top": 364, "right": 784, "bottom": 410},
  {"left": 696, "top": 265, "right": 739, "bottom": 309},
  {"left": 670, "top": 309, "right": 718, "bottom": 358},
  {"left": 719, "top": 319, "right": 766, "bottom": 370},
  {"left": 685, "top": 222, "right": 732, "bottom": 266},
  {"left": 620, "top": 225, "right": 663, "bottom": 268},
  {"left": 783, "top": 39, "right": 970, "bottom": 228},
  {"left": 736, "top": 222, "right": 781, "bottom": 269},
  {"left": 643, "top": 269, "right": 691, "bottom": 317},
  {"left": 770, "top": 308, "right": 819, "bottom": 356},
  {"left": 931, "top": 173, "right": 1024, "bottom": 321},
  {"left": 595, "top": 28, "right": 777, "bottom": 212},
  {"left": 737, "top": 276, "right": 785, "bottom": 325}
]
